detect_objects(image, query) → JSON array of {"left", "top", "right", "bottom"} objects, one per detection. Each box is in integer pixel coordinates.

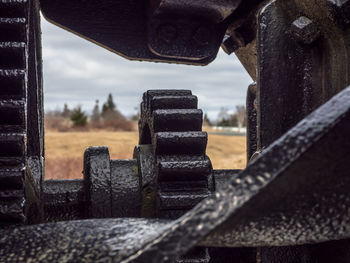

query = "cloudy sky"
[{"left": 41, "top": 17, "right": 253, "bottom": 120}]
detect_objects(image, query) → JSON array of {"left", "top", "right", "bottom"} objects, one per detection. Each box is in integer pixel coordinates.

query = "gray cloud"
[{"left": 41, "top": 17, "right": 253, "bottom": 120}]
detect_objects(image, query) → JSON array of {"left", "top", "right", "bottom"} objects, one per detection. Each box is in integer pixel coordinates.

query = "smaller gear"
[
  {"left": 139, "top": 90, "right": 213, "bottom": 218},
  {"left": 139, "top": 90, "right": 213, "bottom": 262}
]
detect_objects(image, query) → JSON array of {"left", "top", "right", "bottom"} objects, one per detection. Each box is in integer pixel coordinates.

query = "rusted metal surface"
[
  {"left": 38, "top": 0, "right": 267, "bottom": 65},
  {"left": 257, "top": 0, "right": 350, "bottom": 151},
  {"left": 0, "top": 0, "right": 43, "bottom": 227},
  {"left": 138, "top": 90, "right": 213, "bottom": 219},
  {"left": 246, "top": 82, "right": 257, "bottom": 161},
  {"left": 147, "top": 0, "right": 239, "bottom": 61}
]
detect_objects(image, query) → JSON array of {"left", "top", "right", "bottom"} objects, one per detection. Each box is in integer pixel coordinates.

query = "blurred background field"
[
  {"left": 45, "top": 130, "right": 246, "bottom": 179},
  {"left": 44, "top": 93, "right": 247, "bottom": 179}
]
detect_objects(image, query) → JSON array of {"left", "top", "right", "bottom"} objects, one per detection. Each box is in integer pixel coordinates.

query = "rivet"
[{"left": 291, "top": 16, "right": 320, "bottom": 44}]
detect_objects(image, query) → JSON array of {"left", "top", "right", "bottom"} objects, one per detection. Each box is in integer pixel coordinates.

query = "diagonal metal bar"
[{"left": 129, "top": 85, "right": 350, "bottom": 262}]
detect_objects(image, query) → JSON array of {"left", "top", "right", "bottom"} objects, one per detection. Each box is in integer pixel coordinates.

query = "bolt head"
[
  {"left": 193, "top": 26, "right": 212, "bottom": 46},
  {"left": 158, "top": 24, "right": 177, "bottom": 44},
  {"left": 291, "top": 16, "right": 320, "bottom": 44},
  {"left": 327, "top": 0, "right": 350, "bottom": 29}
]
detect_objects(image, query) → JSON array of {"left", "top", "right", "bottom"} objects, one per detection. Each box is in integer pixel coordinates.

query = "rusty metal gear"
[
  {"left": 139, "top": 90, "right": 214, "bottom": 219},
  {"left": 0, "top": 0, "right": 28, "bottom": 225},
  {"left": 138, "top": 90, "right": 213, "bottom": 262}
]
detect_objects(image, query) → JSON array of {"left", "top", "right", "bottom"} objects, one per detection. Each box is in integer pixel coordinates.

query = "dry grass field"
[{"left": 45, "top": 131, "right": 246, "bottom": 179}]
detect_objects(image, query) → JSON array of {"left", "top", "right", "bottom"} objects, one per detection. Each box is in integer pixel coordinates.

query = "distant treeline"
[
  {"left": 45, "top": 93, "right": 246, "bottom": 131},
  {"left": 216, "top": 105, "right": 246, "bottom": 127},
  {"left": 45, "top": 93, "right": 135, "bottom": 131}
]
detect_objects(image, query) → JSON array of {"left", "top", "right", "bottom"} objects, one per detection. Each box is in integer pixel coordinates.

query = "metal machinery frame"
[{"left": 1, "top": 0, "right": 350, "bottom": 262}]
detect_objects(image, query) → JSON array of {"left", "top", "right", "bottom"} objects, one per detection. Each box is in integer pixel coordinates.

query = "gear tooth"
[
  {"left": 177, "top": 248, "right": 210, "bottom": 263},
  {"left": 0, "top": 17, "right": 26, "bottom": 23},
  {"left": 154, "top": 131, "right": 207, "bottom": 155},
  {"left": 0, "top": 69, "right": 25, "bottom": 100},
  {"left": 0, "top": 42, "right": 25, "bottom": 69},
  {"left": 0, "top": 100, "right": 25, "bottom": 133},
  {"left": 176, "top": 247, "right": 210, "bottom": 263},
  {"left": 147, "top": 90, "right": 192, "bottom": 98},
  {"left": 0, "top": 129, "right": 26, "bottom": 226},
  {"left": 150, "top": 95, "right": 198, "bottom": 112},
  {"left": 0, "top": 0, "right": 27, "bottom": 226},
  {"left": 0, "top": 189, "right": 23, "bottom": 198},
  {"left": 0, "top": 133, "right": 25, "bottom": 190},
  {"left": 152, "top": 109, "right": 203, "bottom": 132},
  {"left": 159, "top": 181, "right": 209, "bottom": 193},
  {"left": 157, "top": 157, "right": 211, "bottom": 182},
  {"left": 142, "top": 92, "right": 148, "bottom": 109},
  {"left": 0, "top": 133, "right": 25, "bottom": 157},
  {"left": 145, "top": 90, "right": 193, "bottom": 113},
  {"left": 0, "top": 169, "right": 24, "bottom": 188},
  {"left": 0, "top": 18, "right": 26, "bottom": 42},
  {"left": 0, "top": 188, "right": 25, "bottom": 224},
  {"left": 0, "top": 42, "right": 25, "bottom": 47},
  {"left": 140, "top": 101, "right": 145, "bottom": 115},
  {"left": 158, "top": 191, "right": 210, "bottom": 211},
  {"left": 0, "top": 196, "right": 25, "bottom": 223},
  {"left": 0, "top": 0, "right": 27, "bottom": 3},
  {"left": 0, "top": 69, "right": 25, "bottom": 77}
]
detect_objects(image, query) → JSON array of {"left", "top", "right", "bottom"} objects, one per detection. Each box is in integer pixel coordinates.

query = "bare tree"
[
  {"left": 62, "top": 103, "right": 71, "bottom": 118},
  {"left": 235, "top": 105, "right": 246, "bottom": 130},
  {"left": 217, "top": 107, "right": 229, "bottom": 122},
  {"left": 91, "top": 100, "right": 100, "bottom": 123}
]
